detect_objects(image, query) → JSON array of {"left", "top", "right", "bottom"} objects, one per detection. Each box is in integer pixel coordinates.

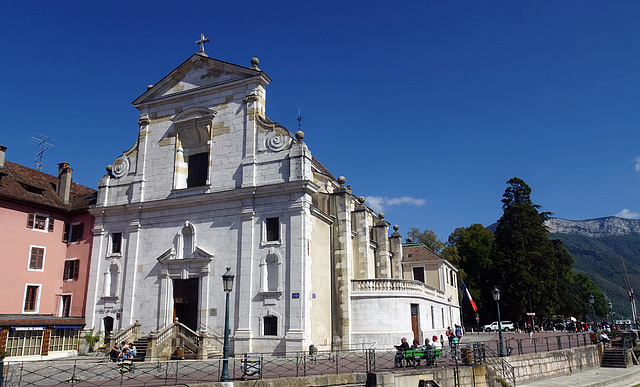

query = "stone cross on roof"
[
  {"left": 196, "top": 33, "right": 210, "bottom": 56},
  {"left": 297, "top": 109, "right": 303, "bottom": 129}
]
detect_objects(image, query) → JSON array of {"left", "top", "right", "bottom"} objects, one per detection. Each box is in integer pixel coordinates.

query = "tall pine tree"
[{"left": 492, "top": 177, "right": 559, "bottom": 322}]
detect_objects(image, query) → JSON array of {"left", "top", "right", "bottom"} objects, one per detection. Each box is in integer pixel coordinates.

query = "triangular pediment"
[
  {"left": 133, "top": 54, "right": 270, "bottom": 106},
  {"left": 157, "top": 246, "right": 214, "bottom": 265}
]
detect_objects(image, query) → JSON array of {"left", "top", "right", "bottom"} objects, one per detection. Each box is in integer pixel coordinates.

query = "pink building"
[{"left": 0, "top": 146, "right": 96, "bottom": 359}]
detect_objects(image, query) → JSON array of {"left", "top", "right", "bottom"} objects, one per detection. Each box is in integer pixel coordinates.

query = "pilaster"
[
  {"left": 353, "top": 197, "right": 374, "bottom": 279},
  {"left": 331, "top": 177, "right": 353, "bottom": 349},
  {"left": 373, "top": 214, "right": 391, "bottom": 279},
  {"left": 389, "top": 225, "right": 403, "bottom": 279},
  {"left": 233, "top": 203, "right": 256, "bottom": 354}
]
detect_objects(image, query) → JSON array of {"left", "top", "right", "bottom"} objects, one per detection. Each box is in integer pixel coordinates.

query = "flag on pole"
[{"left": 462, "top": 282, "right": 478, "bottom": 312}]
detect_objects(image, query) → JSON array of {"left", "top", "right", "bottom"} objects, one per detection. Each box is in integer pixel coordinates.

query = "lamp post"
[
  {"left": 589, "top": 294, "right": 596, "bottom": 332},
  {"left": 492, "top": 286, "right": 505, "bottom": 357},
  {"left": 528, "top": 290, "right": 535, "bottom": 333},
  {"left": 220, "top": 267, "right": 235, "bottom": 382},
  {"left": 608, "top": 301, "right": 613, "bottom": 322}
]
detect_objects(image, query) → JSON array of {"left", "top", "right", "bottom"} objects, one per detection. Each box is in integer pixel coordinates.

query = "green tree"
[
  {"left": 407, "top": 227, "right": 445, "bottom": 254},
  {"left": 445, "top": 224, "right": 494, "bottom": 327},
  {"left": 492, "top": 177, "right": 559, "bottom": 323}
]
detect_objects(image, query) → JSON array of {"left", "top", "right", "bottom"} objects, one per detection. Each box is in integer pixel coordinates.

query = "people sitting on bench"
[{"left": 394, "top": 337, "right": 410, "bottom": 367}]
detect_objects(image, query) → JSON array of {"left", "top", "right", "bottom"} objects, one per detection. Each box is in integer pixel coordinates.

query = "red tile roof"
[
  {"left": 0, "top": 161, "right": 96, "bottom": 213},
  {"left": 402, "top": 243, "right": 444, "bottom": 262}
]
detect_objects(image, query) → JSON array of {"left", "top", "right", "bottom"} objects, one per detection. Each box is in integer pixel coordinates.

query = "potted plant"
[{"left": 84, "top": 328, "right": 102, "bottom": 353}]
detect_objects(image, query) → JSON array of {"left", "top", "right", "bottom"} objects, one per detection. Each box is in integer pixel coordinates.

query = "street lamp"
[
  {"left": 589, "top": 294, "right": 596, "bottom": 332},
  {"left": 608, "top": 301, "right": 613, "bottom": 323},
  {"left": 492, "top": 286, "right": 506, "bottom": 357},
  {"left": 220, "top": 267, "right": 235, "bottom": 382},
  {"left": 528, "top": 290, "right": 535, "bottom": 334}
]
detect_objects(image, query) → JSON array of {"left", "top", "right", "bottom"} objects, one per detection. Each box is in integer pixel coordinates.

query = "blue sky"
[{"left": 2, "top": 1, "right": 639, "bottom": 240}]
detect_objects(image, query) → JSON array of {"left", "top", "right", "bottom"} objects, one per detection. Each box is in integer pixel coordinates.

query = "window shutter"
[
  {"left": 48, "top": 218, "right": 54, "bottom": 232},
  {"left": 73, "top": 260, "right": 80, "bottom": 280},
  {"left": 63, "top": 224, "right": 70, "bottom": 243},
  {"left": 27, "top": 213, "right": 35, "bottom": 228}
]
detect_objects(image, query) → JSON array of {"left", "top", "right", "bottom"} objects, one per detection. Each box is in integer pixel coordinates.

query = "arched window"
[
  {"left": 170, "top": 108, "right": 216, "bottom": 190},
  {"left": 266, "top": 254, "right": 278, "bottom": 291},
  {"left": 181, "top": 226, "right": 193, "bottom": 259},
  {"left": 104, "top": 263, "right": 118, "bottom": 297}
]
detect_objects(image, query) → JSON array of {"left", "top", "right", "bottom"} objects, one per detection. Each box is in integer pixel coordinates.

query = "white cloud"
[
  {"left": 635, "top": 156, "right": 640, "bottom": 172},
  {"left": 615, "top": 209, "right": 640, "bottom": 219},
  {"left": 364, "top": 196, "right": 426, "bottom": 213}
]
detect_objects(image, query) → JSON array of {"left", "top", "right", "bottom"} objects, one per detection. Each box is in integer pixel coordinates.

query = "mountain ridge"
[
  {"left": 545, "top": 216, "right": 640, "bottom": 319},
  {"left": 546, "top": 216, "right": 640, "bottom": 238}
]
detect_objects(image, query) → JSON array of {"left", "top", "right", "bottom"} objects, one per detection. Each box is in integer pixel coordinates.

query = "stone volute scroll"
[{"left": 111, "top": 155, "right": 130, "bottom": 178}]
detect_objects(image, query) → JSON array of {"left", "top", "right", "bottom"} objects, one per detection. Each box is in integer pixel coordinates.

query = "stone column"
[
  {"left": 241, "top": 93, "right": 259, "bottom": 188},
  {"left": 123, "top": 220, "right": 141, "bottom": 327},
  {"left": 131, "top": 114, "right": 150, "bottom": 202},
  {"left": 233, "top": 203, "right": 256, "bottom": 354},
  {"left": 284, "top": 199, "right": 311, "bottom": 352},
  {"left": 331, "top": 177, "right": 353, "bottom": 350},
  {"left": 352, "top": 197, "right": 373, "bottom": 279},
  {"left": 389, "top": 225, "right": 403, "bottom": 279},
  {"left": 373, "top": 214, "right": 391, "bottom": 279}
]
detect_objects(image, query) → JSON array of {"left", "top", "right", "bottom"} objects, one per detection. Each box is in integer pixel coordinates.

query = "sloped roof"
[
  {"left": 0, "top": 161, "right": 96, "bottom": 213},
  {"left": 0, "top": 314, "right": 85, "bottom": 327},
  {"left": 402, "top": 243, "right": 444, "bottom": 262},
  {"left": 312, "top": 156, "right": 336, "bottom": 181}
]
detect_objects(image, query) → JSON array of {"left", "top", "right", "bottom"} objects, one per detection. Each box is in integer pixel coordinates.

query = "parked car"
[{"left": 482, "top": 321, "right": 514, "bottom": 332}]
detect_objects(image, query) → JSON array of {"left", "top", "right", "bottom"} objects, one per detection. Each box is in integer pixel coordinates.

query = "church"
[{"left": 84, "top": 37, "right": 460, "bottom": 357}]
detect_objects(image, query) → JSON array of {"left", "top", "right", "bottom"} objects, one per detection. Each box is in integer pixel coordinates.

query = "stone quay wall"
[{"left": 506, "top": 342, "right": 602, "bottom": 384}]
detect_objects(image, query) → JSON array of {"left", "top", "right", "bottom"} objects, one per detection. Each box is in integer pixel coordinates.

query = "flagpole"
[{"left": 459, "top": 287, "right": 464, "bottom": 333}]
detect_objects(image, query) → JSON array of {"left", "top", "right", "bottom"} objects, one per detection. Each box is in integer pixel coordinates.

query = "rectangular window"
[
  {"left": 63, "top": 223, "right": 84, "bottom": 243},
  {"left": 29, "top": 246, "right": 45, "bottom": 270},
  {"left": 266, "top": 217, "right": 280, "bottom": 242},
  {"left": 60, "top": 295, "right": 71, "bottom": 317},
  {"left": 111, "top": 232, "right": 123, "bottom": 254},
  {"left": 431, "top": 306, "right": 435, "bottom": 329},
  {"left": 49, "top": 329, "right": 79, "bottom": 352},
  {"left": 24, "top": 285, "right": 40, "bottom": 312},
  {"left": 6, "top": 329, "right": 44, "bottom": 357},
  {"left": 187, "top": 152, "right": 208, "bottom": 187},
  {"left": 27, "top": 213, "right": 53, "bottom": 232},
  {"left": 63, "top": 259, "right": 80, "bottom": 281},
  {"left": 412, "top": 267, "right": 425, "bottom": 283},
  {"left": 264, "top": 316, "right": 278, "bottom": 336}
]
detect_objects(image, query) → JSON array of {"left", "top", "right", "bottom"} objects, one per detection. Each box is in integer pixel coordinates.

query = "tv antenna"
[{"left": 28, "top": 133, "right": 60, "bottom": 171}]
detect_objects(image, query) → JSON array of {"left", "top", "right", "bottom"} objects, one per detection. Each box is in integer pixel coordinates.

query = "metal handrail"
[
  {"left": 108, "top": 321, "right": 141, "bottom": 347},
  {"left": 480, "top": 344, "right": 516, "bottom": 387}
]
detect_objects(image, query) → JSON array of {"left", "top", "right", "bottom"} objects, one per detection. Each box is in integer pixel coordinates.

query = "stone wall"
[{"left": 506, "top": 343, "right": 602, "bottom": 383}]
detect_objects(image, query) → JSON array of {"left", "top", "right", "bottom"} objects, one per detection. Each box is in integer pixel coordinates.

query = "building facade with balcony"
[
  {"left": 84, "top": 46, "right": 460, "bottom": 357},
  {"left": 0, "top": 147, "right": 96, "bottom": 360}
]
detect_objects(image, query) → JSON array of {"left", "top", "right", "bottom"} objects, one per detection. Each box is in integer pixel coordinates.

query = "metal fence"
[
  {"left": 484, "top": 333, "right": 591, "bottom": 356},
  {"left": 0, "top": 333, "right": 594, "bottom": 387}
]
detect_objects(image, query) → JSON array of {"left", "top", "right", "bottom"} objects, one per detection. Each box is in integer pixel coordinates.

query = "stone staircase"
[
  {"left": 132, "top": 337, "right": 149, "bottom": 362},
  {"left": 601, "top": 347, "right": 628, "bottom": 368}
]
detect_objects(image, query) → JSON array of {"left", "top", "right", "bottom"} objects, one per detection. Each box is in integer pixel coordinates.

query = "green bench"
[{"left": 401, "top": 347, "right": 442, "bottom": 367}]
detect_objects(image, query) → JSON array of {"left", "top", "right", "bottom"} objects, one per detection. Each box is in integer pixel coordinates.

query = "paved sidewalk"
[{"left": 519, "top": 365, "right": 640, "bottom": 387}]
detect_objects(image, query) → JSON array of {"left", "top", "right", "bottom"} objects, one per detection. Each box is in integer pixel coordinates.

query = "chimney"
[
  {"left": 57, "top": 162, "right": 73, "bottom": 204},
  {"left": 0, "top": 145, "right": 6, "bottom": 168}
]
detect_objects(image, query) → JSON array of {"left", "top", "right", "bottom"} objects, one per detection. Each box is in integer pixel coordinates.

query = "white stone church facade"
[{"left": 85, "top": 46, "right": 460, "bottom": 355}]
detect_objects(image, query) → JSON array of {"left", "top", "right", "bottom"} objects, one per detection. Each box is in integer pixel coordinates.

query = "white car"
[{"left": 483, "top": 321, "right": 514, "bottom": 332}]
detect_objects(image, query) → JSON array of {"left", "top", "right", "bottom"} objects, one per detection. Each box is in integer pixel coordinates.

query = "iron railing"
[
  {"left": 0, "top": 333, "right": 597, "bottom": 387},
  {"left": 481, "top": 344, "right": 516, "bottom": 387}
]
